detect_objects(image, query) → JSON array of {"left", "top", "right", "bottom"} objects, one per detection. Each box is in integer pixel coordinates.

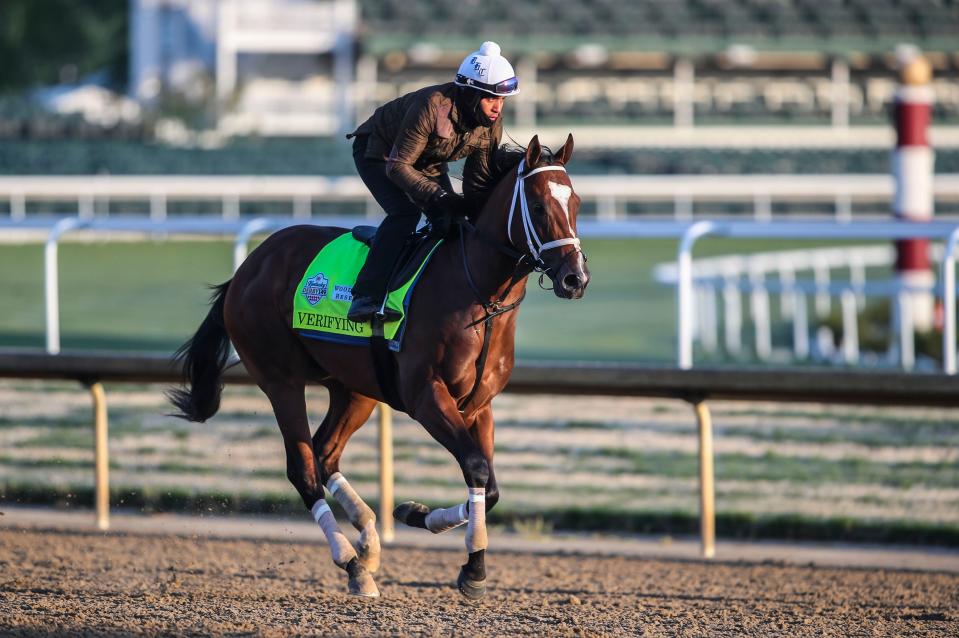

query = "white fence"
[
  {"left": 655, "top": 244, "right": 936, "bottom": 367},
  {"left": 4, "top": 173, "right": 959, "bottom": 222},
  {"left": 660, "top": 220, "right": 959, "bottom": 373},
  {"left": 6, "top": 216, "right": 959, "bottom": 373}
]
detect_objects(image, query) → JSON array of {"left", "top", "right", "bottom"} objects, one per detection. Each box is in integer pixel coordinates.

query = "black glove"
[
  {"left": 429, "top": 190, "right": 465, "bottom": 218},
  {"left": 427, "top": 191, "right": 466, "bottom": 237}
]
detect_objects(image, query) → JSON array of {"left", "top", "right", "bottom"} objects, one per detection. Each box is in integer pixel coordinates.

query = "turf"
[{"left": 0, "top": 235, "right": 871, "bottom": 361}]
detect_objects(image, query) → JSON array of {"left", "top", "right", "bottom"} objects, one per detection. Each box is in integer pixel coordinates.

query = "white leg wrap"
[
  {"left": 312, "top": 500, "right": 357, "bottom": 568},
  {"left": 425, "top": 502, "right": 468, "bottom": 534},
  {"left": 327, "top": 473, "right": 381, "bottom": 573},
  {"left": 464, "top": 488, "right": 487, "bottom": 553},
  {"left": 327, "top": 472, "right": 376, "bottom": 530},
  {"left": 360, "top": 519, "right": 378, "bottom": 544}
]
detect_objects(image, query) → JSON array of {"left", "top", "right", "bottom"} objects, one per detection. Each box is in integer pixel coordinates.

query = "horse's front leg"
[
  {"left": 397, "top": 381, "right": 497, "bottom": 599},
  {"left": 457, "top": 404, "right": 498, "bottom": 600}
]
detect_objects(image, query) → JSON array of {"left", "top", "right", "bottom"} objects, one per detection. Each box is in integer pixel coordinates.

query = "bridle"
[
  {"left": 507, "top": 159, "right": 582, "bottom": 264},
  {"left": 452, "top": 158, "right": 583, "bottom": 413}
]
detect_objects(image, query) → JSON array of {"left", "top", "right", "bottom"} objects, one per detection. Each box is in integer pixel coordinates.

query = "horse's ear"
[
  {"left": 525, "top": 135, "right": 542, "bottom": 168},
  {"left": 555, "top": 133, "right": 574, "bottom": 165}
]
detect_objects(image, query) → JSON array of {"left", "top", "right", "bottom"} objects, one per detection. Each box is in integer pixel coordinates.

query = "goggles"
[{"left": 456, "top": 74, "right": 519, "bottom": 96}]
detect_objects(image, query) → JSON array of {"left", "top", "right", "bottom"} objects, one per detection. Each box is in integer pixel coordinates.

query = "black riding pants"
[{"left": 351, "top": 135, "right": 451, "bottom": 300}]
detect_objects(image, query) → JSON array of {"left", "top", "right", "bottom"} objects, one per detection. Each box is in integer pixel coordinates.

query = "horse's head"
[{"left": 508, "top": 134, "right": 590, "bottom": 299}]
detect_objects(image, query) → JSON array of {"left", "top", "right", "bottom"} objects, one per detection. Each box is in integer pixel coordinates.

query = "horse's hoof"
[
  {"left": 393, "top": 501, "right": 429, "bottom": 528},
  {"left": 356, "top": 532, "right": 381, "bottom": 574},
  {"left": 457, "top": 567, "right": 486, "bottom": 600},
  {"left": 346, "top": 559, "right": 380, "bottom": 598},
  {"left": 348, "top": 572, "right": 380, "bottom": 597}
]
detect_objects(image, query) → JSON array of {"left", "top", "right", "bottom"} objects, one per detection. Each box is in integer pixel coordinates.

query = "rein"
[
  {"left": 454, "top": 221, "right": 529, "bottom": 414},
  {"left": 453, "top": 159, "right": 582, "bottom": 413}
]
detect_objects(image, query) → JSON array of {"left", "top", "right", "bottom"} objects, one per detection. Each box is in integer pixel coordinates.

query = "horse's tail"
[{"left": 167, "top": 280, "right": 233, "bottom": 422}]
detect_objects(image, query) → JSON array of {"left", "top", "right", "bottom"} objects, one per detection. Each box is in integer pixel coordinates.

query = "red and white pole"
[{"left": 892, "top": 49, "right": 935, "bottom": 331}]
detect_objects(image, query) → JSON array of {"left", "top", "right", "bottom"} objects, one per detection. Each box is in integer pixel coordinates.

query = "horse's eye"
[{"left": 532, "top": 202, "right": 545, "bottom": 216}]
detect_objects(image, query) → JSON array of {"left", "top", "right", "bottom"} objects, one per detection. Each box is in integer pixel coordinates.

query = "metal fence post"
[
  {"left": 749, "top": 270, "right": 772, "bottom": 360},
  {"left": 942, "top": 227, "right": 959, "bottom": 374},
  {"left": 678, "top": 221, "right": 717, "bottom": 369},
  {"left": 692, "top": 399, "right": 716, "bottom": 559},
  {"left": 722, "top": 272, "right": 743, "bottom": 356},
  {"left": 378, "top": 403, "right": 395, "bottom": 543},
  {"left": 11, "top": 190, "right": 25, "bottom": 221},
  {"left": 44, "top": 217, "right": 86, "bottom": 354},
  {"left": 840, "top": 289, "right": 860, "bottom": 364},
  {"left": 233, "top": 217, "right": 277, "bottom": 272},
  {"left": 792, "top": 292, "right": 810, "bottom": 360},
  {"left": 87, "top": 381, "right": 110, "bottom": 530},
  {"left": 896, "top": 290, "right": 914, "bottom": 370}
]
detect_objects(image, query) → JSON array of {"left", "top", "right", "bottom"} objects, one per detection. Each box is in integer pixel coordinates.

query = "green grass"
[
  {"left": 12, "top": 429, "right": 95, "bottom": 449},
  {"left": 0, "top": 236, "right": 882, "bottom": 361},
  {"left": 0, "top": 240, "right": 233, "bottom": 352},
  {"left": 721, "top": 424, "right": 959, "bottom": 449},
  {"left": 494, "top": 444, "right": 959, "bottom": 489}
]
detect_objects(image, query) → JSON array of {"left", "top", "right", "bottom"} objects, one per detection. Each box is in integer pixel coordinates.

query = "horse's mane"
[
  {"left": 489, "top": 143, "right": 556, "bottom": 185},
  {"left": 466, "top": 142, "right": 556, "bottom": 213}
]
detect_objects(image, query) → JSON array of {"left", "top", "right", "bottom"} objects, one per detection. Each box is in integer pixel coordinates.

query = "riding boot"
[{"left": 349, "top": 212, "right": 420, "bottom": 322}]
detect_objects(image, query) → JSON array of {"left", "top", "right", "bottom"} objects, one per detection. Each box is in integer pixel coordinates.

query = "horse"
[{"left": 168, "top": 134, "right": 590, "bottom": 599}]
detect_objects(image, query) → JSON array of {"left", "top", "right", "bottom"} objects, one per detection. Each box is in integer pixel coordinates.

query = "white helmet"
[{"left": 454, "top": 41, "right": 520, "bottom": 97}]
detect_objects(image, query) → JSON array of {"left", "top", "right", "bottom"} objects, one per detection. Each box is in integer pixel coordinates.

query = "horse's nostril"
[{"left": 563, "top": 273, "right": 581, "bottom": 290}]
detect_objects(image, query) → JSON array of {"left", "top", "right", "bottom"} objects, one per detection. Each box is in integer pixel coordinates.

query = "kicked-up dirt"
[{"left": 1, "top": 526, "right": 957, "bottom": 637}]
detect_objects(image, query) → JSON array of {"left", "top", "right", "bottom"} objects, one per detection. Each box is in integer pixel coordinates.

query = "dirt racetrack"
[{"left": 1, "top": 527, "right": 958, "bottom": 637}]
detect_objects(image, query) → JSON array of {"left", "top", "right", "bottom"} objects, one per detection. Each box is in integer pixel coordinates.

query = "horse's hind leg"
[
  {"left": 263, "top": 379, "right": 379, "bottom": 597},
  {"left": 312, "top": 382, "right": 381, "bottom": 573}
]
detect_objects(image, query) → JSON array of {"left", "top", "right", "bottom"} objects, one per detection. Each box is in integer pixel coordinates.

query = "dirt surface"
[{"left": 1, "top": 527, "right": 957, "bottom": 637}]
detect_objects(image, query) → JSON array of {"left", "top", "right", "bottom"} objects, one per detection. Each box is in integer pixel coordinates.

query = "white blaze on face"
[{"left": 547, "top": 180, "right": 575, "bottom": 235}]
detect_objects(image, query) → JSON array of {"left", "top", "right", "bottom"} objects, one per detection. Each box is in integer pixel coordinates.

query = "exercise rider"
[{"left": 345, "top": 41, "right": 520, "bottom": 322}]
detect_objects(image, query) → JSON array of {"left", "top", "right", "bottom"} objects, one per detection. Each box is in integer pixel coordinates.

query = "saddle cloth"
[{"left": 292, "top": 227, "right": 441, "bottom": 351}]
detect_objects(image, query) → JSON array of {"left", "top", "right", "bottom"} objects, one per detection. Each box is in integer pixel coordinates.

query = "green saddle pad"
[{"left": 292, "top": 231, "right": 441, "bottom": 350}]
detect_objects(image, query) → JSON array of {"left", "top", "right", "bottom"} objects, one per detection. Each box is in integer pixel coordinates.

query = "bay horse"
[{"left": 168, "top": 134, "right": 589, "bottom": 598}]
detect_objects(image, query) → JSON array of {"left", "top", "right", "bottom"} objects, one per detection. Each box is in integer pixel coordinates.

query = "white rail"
[
  {"left": 944, "top": 227, "right": 959, "bottom": 374},
  {"left": 8, "top": 216, "right": 959, "bottom": 372},
  {"left": 4, "top": 174, "right": 959, "bottom": 222},
  {"left": 657, "top": 244, "right": 919, "bottom": 365},
  {"left": 672, "top": 221, "right": 959, "bottom": 372}
]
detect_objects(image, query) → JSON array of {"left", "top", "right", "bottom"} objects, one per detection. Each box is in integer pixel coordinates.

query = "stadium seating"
[
  {"left": 368, "top": 71, "right": 959, "bottom": 125},
  {"left": 356, "top": 0, "right": 959, "bottom": 50},
  {"left": 1, "top": 138, "right": 956, "bottom": 176}
]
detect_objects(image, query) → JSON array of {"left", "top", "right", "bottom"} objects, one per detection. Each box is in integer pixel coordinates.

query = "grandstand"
[
  {"left": 358, "top": 0, "right": 959, "bottom": 49},
  {"left": 355, "top": 0, "right": 959, "bottom": 128},
  {"left": 1, "top": 0, "right": 958, "bottom": 178},
  {"left": 2, "top": 138, "right": 959, "bottom": 178}
]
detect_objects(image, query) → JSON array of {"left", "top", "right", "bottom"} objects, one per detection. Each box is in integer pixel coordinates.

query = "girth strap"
[{"left": 370, "top": 317, "right": 406, "bottom": 412}]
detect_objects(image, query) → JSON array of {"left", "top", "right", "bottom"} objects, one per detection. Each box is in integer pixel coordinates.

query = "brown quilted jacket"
[{"left": 350, "top": 82, "right": 502, "bottom": 209}]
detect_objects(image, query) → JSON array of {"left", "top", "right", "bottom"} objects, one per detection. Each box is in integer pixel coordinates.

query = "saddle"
[
  {"left": 351, "top": 225, "right": 441, "bottom": 295},
  {"left": 351, "top": 225, "right": 443, "bottom": 413},
  {"left": 292, "top": 225, "right": 445, "bottom": 413}
]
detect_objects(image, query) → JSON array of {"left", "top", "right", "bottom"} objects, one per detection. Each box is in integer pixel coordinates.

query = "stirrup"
[
  {"left": 374, "top": 306, "right": 402, "bottom": 322},
  {"left": 347, "top": 296, "right": 379, "bottom": 323}
]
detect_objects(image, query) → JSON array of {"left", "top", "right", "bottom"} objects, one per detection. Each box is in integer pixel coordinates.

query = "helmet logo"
[{"left": 455, "top": 42, "right": 519, "bottom": 96}]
